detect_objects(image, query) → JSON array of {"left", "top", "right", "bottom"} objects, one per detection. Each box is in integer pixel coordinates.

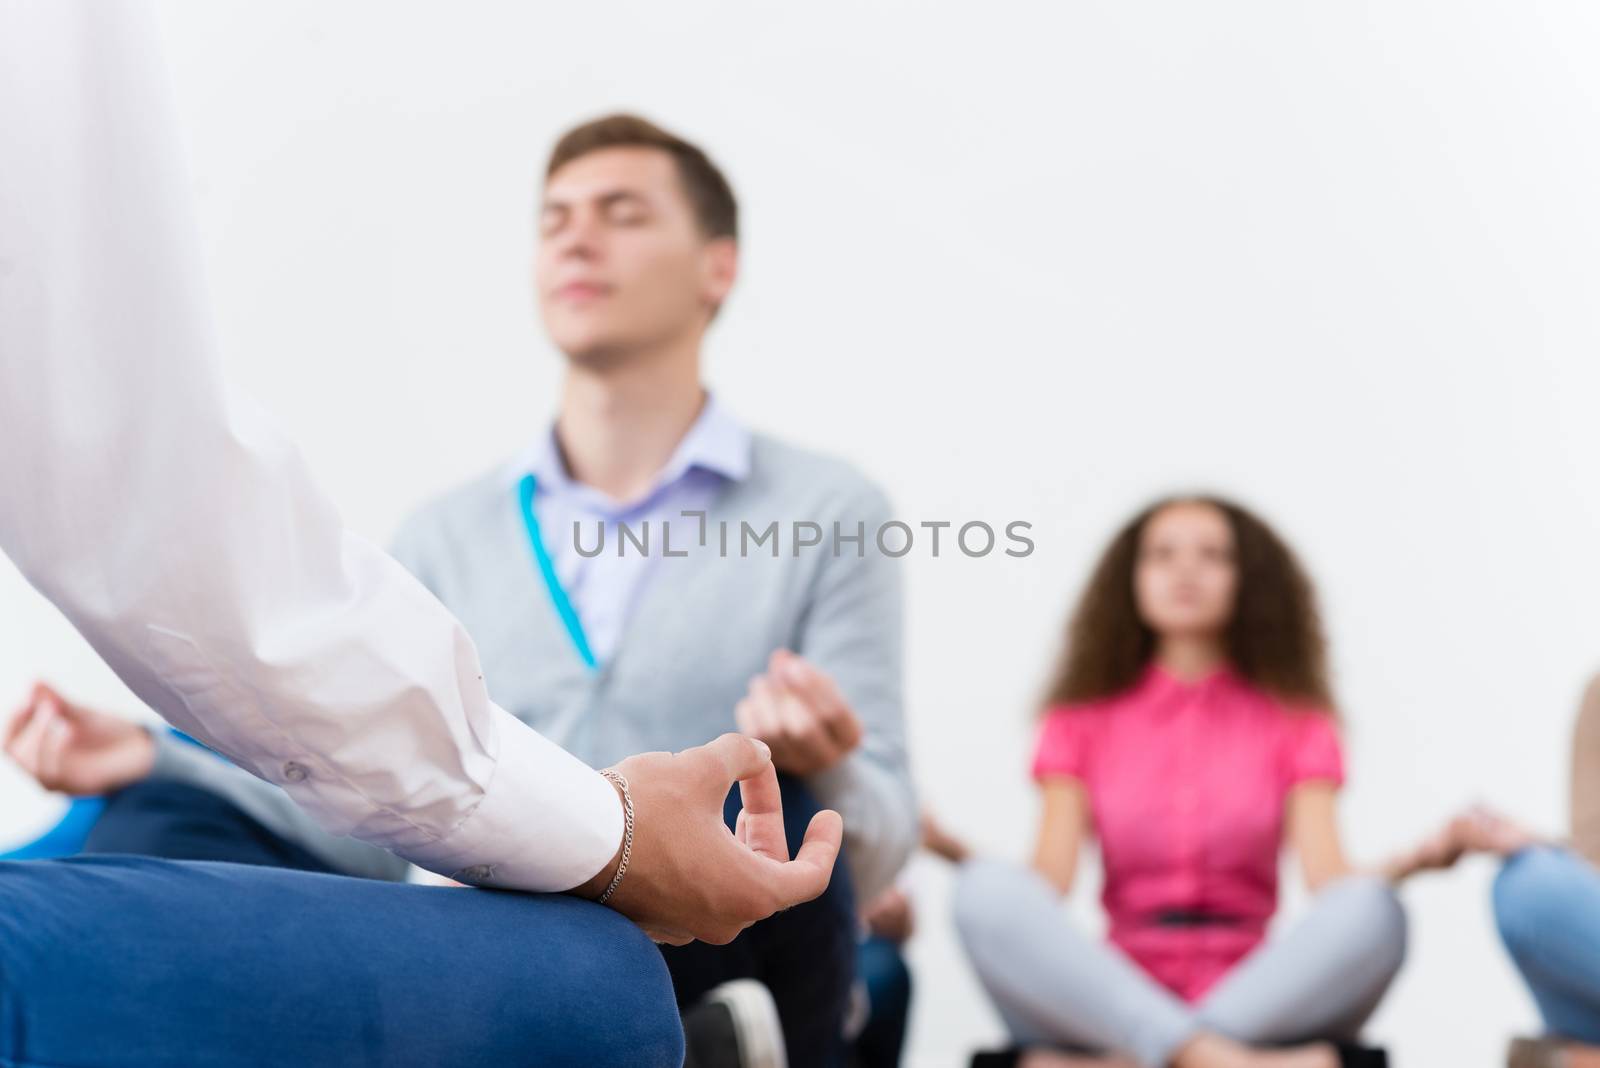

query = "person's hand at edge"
[
  {"left": 3, "top": 681, "right": 155, "bottom": 796},
  {"left": 1451, "top": 803, "right": 1551, "bottom": 858}
]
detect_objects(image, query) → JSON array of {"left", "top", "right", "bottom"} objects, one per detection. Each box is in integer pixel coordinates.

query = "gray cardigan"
[{"left": 149, "top": 432, "right": 916, "bottom": 898}]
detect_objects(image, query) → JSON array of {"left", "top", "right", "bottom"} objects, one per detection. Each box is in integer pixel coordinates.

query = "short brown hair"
[
  {"left": 545, "top": 113, "right": 738, "bottom": 241},
  {"left": 1040, "top": 495, "right": 1336, "bottom": 712}
]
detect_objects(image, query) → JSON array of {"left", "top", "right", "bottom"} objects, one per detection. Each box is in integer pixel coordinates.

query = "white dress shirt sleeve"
[{"left": 0, "top": 1, "right": 621, "bottom": 893}]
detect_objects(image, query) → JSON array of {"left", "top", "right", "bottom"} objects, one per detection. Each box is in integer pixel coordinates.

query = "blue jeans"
[
  {"left": 1494, "top": 845, "right": 1600, "bottom": 1043},
  {"left": 660, "top": 774, "right": 857, "bottom": 1068},
  {"left": 82, "top": 778, "right": 342, "bottom": 873},
  {"left": 851, "top": 934, "right": 912, "bottom": 1068},
  {"left": 0, "top": 855, "right": 684, "bottom": 1067}
]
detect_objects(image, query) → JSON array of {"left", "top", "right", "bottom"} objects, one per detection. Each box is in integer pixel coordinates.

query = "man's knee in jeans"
[
  {"left": 536, "top": 905, "right": 686, "bottom": 1068},
  {"left": 0, "top": 858, "right": 686, "bottom": 1068},
  {"left": 1493, "top": 846, "right": 1586, "bottom": 960}
]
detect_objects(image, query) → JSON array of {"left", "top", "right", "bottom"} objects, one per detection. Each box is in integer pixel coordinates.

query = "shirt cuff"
[{"left": 403, "top": 703, "right": 624, "bottom": 894}]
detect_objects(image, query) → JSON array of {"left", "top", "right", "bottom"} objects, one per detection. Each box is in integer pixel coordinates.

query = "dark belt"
[{"left": 1150, "top": 908, "right": 1242, "bottom": 928}]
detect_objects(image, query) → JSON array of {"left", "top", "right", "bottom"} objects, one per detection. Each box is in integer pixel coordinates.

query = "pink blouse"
[{"left": 1032, "top": 663, "right": 1344, "bottom": 1002}]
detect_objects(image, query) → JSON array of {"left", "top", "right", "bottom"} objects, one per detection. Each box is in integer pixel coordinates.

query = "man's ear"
[{"left": 702, "top": 237, "right": 739, "bottom": 315}]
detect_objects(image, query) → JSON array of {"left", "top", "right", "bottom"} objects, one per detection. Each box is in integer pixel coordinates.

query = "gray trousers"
[{"left": 954, "top": 860, "right": 1407, "bottom": 1068}]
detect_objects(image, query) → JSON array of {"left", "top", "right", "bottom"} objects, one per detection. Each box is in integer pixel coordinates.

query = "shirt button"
[{"left": 282, "top": 761, "right": 309, "bottom": 783}]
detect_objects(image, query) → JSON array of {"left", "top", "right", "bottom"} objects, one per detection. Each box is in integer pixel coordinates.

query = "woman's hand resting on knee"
[
  {"left": 1448, "top": 804, "right": 1548, "bottom": 857},
  {"left": 1374, "top": 805, "right": 1545, "bottom": 881}
]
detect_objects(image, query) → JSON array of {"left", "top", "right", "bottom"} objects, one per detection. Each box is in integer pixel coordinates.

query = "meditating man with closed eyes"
[{"left": 7, "top": 111, "right": 915, "bottom": 1068}]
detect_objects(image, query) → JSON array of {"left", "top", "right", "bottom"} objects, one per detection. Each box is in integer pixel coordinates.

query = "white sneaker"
[{"left": 681, "top": 978, "right": 787, "bottom": 1068}]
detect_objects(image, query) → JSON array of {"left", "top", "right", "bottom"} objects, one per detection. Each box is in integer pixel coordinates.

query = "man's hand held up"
[{"left": 734, "top": 650, "right": 864, "bottom": 777}]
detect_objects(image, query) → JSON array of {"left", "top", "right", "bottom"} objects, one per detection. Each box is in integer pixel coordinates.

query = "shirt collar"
[
  {"left": 654, "top": 393, "right": 752, "bottom": 486},
  {"left": 508, "top": 393, "right": 752, "bottom": 503},
  {"left": 1144, "top": 660, "right": 1237, "bottom": 696}
]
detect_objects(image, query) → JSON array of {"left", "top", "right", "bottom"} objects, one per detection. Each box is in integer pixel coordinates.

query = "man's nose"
[{"left": 552, "top": 213, "right": 604, "bottom": 260}]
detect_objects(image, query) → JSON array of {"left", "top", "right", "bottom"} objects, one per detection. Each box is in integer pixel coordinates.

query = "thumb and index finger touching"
[
  {"left": 5, "top": 681, "right": 66, "bottom": 754},
  {"left": 698, "top": 731, "right": 844, "bottom": 909},
  {"left": 5, "top": 682, "right": 79, "bottom": 744}
]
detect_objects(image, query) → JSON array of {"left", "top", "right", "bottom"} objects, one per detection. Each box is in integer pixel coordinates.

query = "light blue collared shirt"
[{"left": 509, "top": 395, "right": 752, "bottom": 665}]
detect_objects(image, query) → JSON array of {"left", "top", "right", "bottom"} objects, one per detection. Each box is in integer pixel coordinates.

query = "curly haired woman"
[{"left": 953, "top": 497, "right": 1460, "bottom": 1068}]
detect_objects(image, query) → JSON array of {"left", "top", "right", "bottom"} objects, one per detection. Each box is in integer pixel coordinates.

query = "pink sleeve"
[
  {"left": 1032, "top": 707, "right": 1096, "bottom": 781},
  {"left": 1283, "top": 711, "right": 1344, "bottom": 788}
]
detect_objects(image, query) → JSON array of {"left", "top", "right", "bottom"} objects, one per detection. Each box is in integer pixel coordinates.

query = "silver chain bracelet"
[{"left": 595, "top": 769, "right": 634, "bottom": 906}]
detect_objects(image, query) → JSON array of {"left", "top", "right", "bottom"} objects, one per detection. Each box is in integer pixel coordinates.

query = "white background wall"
[{"left": 4, "top": 3, "right": 1599, "bottom": 1064}]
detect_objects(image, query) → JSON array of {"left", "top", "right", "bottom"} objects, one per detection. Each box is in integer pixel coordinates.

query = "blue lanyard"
[{"left": 516, "top": 473, "right": 599, "bottom": 671}]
